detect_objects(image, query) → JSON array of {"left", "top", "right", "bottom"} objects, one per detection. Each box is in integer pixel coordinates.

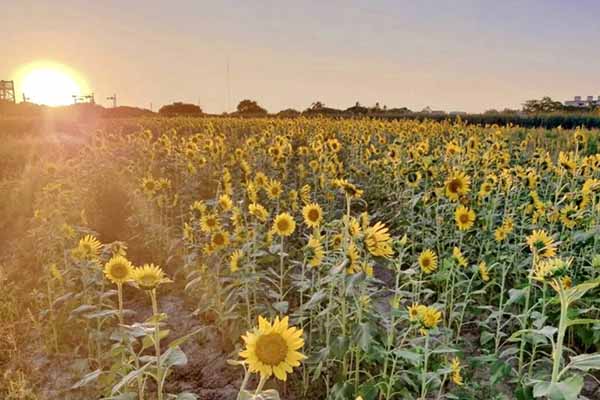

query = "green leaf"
[
  {"left": 175, "top": 392, "right": 198, "bottom": 400},
  {"left": 142, "top": 329, "right": 170, "bottom": 351},
  {"left": 111, "top": 363, "right": 151, "bottom": 394},
  {"left": 356, "top": 322, "right": 373, "bottom": 352},
  {"left": 272, "top": 301, "right": 288, "bottom": 314},
  {"left": 507, "top": 288, "right": 526, "bottom": 306},
  {"left": 533, "top": 375, "right": 583, "bottom": 400},
  {"left": 168, "top": 327, "right": 205, "bottom": 349},
  {"left": 565, "top": 280, "right": 600, "bottom": 305},
  {"left": 161, "top": 346, "right": 188, "bottom": 368},
  {"left": 393, "top": 349, "right": 422, "bottom": 364},
  {"left": 567, "top": 352, "right": 600, "bottom": 372},
  {"left": 71, "top": 369, "right": 102, "bottom": 389}
]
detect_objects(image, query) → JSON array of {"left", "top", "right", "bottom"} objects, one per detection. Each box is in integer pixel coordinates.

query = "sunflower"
[
  {"left": 445, "top": 172, "right": 471, "bottom": 201},
  {"left": 454, "top": 206, "right": 476, "bottom": 231},
  {"left": 418, "top": 249, "right": 438, "bottom": 274},
  {"left": 307, "top": 236, "right": 324, "bottom": 268},
  {"left": 272, "top": 213, "right": 296, "bottom": 237},
  {"left": 239, "top": 316, "right": 306, "bottom": 381},
  {"left": 364, "top": 221, "right": 394, "bottom": 258},
  {"left": 266, "top": 179, "right": 283, "bottom": 200},
  {"left": 450, "top": 357, "right": 464, "bottom": 385},
  {"left": 133, "top": 264, "right": 171, "bottom": 290},
  {"left": 559, "top": 204, "right": 578, "bottom": 229},
  {"left": 478, "top": 181, "right": 493, "bottom": 199},
  {"left": 407, "top": 303, "right": 442, "bottom": 333},
  {"left": 478, "top": 261, "right": 490, "bottom": 282},
  {"left": 211, "top": 230, "right": 230, "bottom": 250},
  {"left": 103, "top": 255, "right": 133, "bottom": 284},
  {"left": 346, "top": 241, "right": 361, "bottom": 274},
  {"left": 331, "top": 233, "right": 343, "bottom": 249},
  {"left": 74, "top": 235, "right": 102, "bottom": 260},
  {"left": 452, "top": 247, "right": 468, "bottom": 267},
  {"left": 526, "top": 229, "right": 557, "bottom": 258},
  {"left": 229, "top": 249, "right": 243, "bottom": 273},
  {"left": 406, "top": 171, "right": 422, "bottom": 188},
  {"left": 200, "top": 213, "right": 220, "bottom": 232},
  {"left": 142, "top": 177, "right": 158, "bottom": 195},
  {"left": 218, "top": 194, "right": 233, "bottom": 211},
  {"left": 302, "top": 203, "right": 323, "bottom": 228},
  {"left": 248, "top": 203, "right": 269, "bottom": 222},
  {"left": 332, "top": 178, "right": 364, "bottom": 199}
]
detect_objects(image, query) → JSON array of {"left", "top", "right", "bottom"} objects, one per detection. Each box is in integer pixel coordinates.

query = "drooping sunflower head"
[
  {"left": 218, "top": 194, "right": 233, "bottom": 211},
  {"left": 364, "top": 221, "right": 394, "bottom": 258},
  {"left": 302, "top": 203, "right": 323, "bottom": 228},
  {"left": 526, "top": 229, "right": 557, "bottom": 258},
  {"left": 418, "top": 249, "right": 438, "bottom": 274},
  {"left": 74, "top": 235, "right": 103, "bottom": 261},
  {"left": 445, "top": 172, "right": 471, "bottom": 201},
  {"left": 240, "top": 316, "right": 306, "bottom": 381},
  {"left": 454, "top": 205, "right": 476, "bottom": 231},
  {"left": 248, "top": 202, "right": 269, "bottom": 222},
  {"left": 103, "top": 255, "right": 133, "bottom": 284},
  {"left": 133, "top": 264, "right": 171, "bottom": 290},
  {"left": 272, "top": 213, "right": 296, "bottom": 237},
  {"left": 229, "top": 249, "right": 243, "bottom": 273}
]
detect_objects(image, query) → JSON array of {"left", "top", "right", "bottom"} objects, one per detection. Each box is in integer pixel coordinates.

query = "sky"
[{"left": 2, "top": 0, "right": 600, "bottom": 113}]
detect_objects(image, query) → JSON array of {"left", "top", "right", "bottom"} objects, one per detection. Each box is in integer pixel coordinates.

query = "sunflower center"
[
  {"left": 448, "top": 179, "right": 460, "bottom": 193},
  {"left": 255, "top": 333, "right": 288, "bottom": 366},
  {"left": 110, "top": 263, "right": 129, "bottom": 280},
  {"left": 422, "top": 258, "right": 431, "bottom": 268},
  {"left": 307, "top": 209, "right": 320, "bottom": 222},
  {"left": 139, "top": 273, "right": 158, "bottom": 287},
  {"left": 534, "top": 240, "right": 546, "bottom": 251},
  {"left": 459, "top": 213, "right": 470, "bottom": 224},
  {"left": 213, "top": 233, "right": 225, "bottom": 246},
  {"left": 277, "top": 219, "right": 290, "bottom": 232}
]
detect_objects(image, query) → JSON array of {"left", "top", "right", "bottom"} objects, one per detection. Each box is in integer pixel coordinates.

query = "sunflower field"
[{"left": 1, "top": 117, "right": 600, "bottom": 400}]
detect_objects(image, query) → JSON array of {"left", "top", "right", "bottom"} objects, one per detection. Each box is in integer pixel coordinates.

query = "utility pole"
[
  {"left": 106, "top": 93, "right": 117, "bottom": 108},
  {"left": 0, "top": 80, "right": 16, "bottom": 103}
]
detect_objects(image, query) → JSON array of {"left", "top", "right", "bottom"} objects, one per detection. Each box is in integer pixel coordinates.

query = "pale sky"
[{"left": 2, "top": 0, "right": 600, "bottom": 113}]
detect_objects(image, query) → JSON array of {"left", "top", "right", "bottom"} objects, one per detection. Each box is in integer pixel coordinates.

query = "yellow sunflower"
[
  {"left": 445, "top": 172, "right": 471, "bottom": 201},
  {"left": 302, "top": 203, "right": 323, "bottom": 228},
  {"left": 454, "top": 206, "right": 476, "bottom": 231},
  {"left": 239, "top": 316, "right": 306, "bottom": 381},
  {"left": 218, "top": 194, "right": 233, "bottom": 211},
  {"left": 133, "top": 264, "right": 171, "bottom": 290},
  {"left": 559, "top": 204, "right": 578, "bottom": 229},
  {"left": 229, "top": 249, "right": 243, "bottom": 273},
  {"left": 200, "top": 213, "right": 220, "bottom": 232},
  {"left": 248, "top": 203, "right": 269, "bottom": 222},
  {"left": 103, "top": 255, "right": 133, "bottom": 284},
  {"left": 266, "top": 179, "right": 283, "bottom": 200},
  {"left": 364, "top": 221, "right": 394, "bottom": 258},
  {"left": 307, "top": 236, "right": 324, "bottom": 268},
  {"left": 73, "top": 235, "right": 102, "bottom": 260},
  {"left": 272, "top": 213, "right": 296, "bottom": 237},
  {"left": 211, "top": 230, "right": 230, "bottom": 250},
  {"left": 418, "top": 249, "right": 438, "bottom": 274},
  {"left": 526, "top": 229, "right": 557, "bottom": 258}
]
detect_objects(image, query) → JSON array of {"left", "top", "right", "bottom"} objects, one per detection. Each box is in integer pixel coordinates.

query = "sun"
[{"left": 16, "top": 62, "right": 87, "bottom": 106}]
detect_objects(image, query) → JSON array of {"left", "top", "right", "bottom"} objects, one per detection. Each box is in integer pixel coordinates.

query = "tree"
[
  {"left": 236, "top": 99, "right": 267, "bottom": 116},
  {"left": 158, "top": 102, "right": 202, "bottom": 116},
  {"left": 523, "top": 97, "right": 564, "bottom": 113}
]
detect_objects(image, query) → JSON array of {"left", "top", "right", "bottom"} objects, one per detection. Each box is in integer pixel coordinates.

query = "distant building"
[
  {"left": 421, "top": 106, "right": 446, "bottom": 115},
  {"left": 564, "top": 95, "right": 600, "bottom": 107}
]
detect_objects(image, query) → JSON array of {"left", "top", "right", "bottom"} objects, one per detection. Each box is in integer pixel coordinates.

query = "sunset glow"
[{"left": 17, "top": 62, "right": 86, "bottom": 106}]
